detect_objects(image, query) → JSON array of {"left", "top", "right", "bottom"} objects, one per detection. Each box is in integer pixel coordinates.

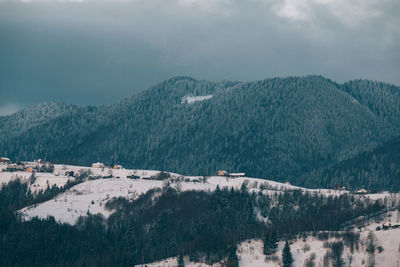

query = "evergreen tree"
[
  {"left": 224, "top": 246, "right": 239, "bottom": 267},
  {"left": 282, "top": 241, "right": 294, "bottom": 267},
  {"left": 263, "top": 229, "right": 278, "bottom": 255},
  {"left": 177, "top": 252, "right": 184, "bottom": 267}
]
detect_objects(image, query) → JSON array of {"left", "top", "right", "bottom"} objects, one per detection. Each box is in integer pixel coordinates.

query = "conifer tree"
[
  {"left": 224, "top": 246, "right": 239, "bottom": 267},
  {"left": 282, "top": 240, "right": 294, "bottom": 267},
  {"left": 263, "top": 229, "right": 278, "bottom": 255},
  {"left": 177, "top": 252, "right": 184, "bottom": 267}
]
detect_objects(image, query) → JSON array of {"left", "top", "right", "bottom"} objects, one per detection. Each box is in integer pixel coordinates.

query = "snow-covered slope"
[
  {"left": 17, "top": 168, "right": 357, "bottom": 225},
  {"left": 236, "top": 211, "right": 400, "bottom": 267},
  {"left": 21, "top": 178, "right": 163, "bottom": 224},
  {"left": 0, "top": 167, "right": 73, "bottom": 192},
  {"left": 137, "top": 211, "right": 400, "bottom": 267},
  {"left": 15, "top": 162, "right": 392, "bottom": 225},
  {"left": 17, "top": 175, "right": 287, "bottom": 224},
  {"left": 3, "top": 161, "right": 398, "bottom": 266}
]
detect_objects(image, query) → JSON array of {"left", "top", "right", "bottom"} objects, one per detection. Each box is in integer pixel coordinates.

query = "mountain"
[
  {"left": 1, "top": 75, "right": 399, "bottom": 184},
  {"left": 294, "top": 135, "right": 400, "bottom": 191}
]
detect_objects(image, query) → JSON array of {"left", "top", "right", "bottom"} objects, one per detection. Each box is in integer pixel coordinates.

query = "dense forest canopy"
[
  {"left": 296, "top": 136, "right": 400, "bottom": 191},
  {"left": 1, "top": 75, "right": 400, "bottom": 190}
]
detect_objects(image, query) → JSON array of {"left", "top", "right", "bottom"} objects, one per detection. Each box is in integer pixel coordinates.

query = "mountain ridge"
[{"left": 1, "top": 75, "right": 399, "bottom": 188}]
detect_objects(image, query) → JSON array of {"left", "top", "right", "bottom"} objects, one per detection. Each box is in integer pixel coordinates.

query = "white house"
[
  {"left": 92, "top": 162, "right": 105, "bottom": 168},
  {"left": 356, "top": 188, "right": 368, "bottom": 194},
  {"left": 0, "top": 157, "right": 11, "bottom": 164},
  {"left": 230, "top": 173, "right": 246, "bottom": 177}
]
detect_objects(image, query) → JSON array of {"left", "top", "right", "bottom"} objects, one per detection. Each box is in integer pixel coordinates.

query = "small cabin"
[
  {"left": 0, "top": 157, "right": 11, "bottom": 164},
  {"left": 218, "top": 170, "right": 228, "bottom": 176},
  {"left": 335, "top": 184, "right": 346, "bottom": 190},
  {"left": 92, "top": 162, "right": 105, "bottom": 168},
  {"left": 113, "top": 165, "right": 123, "bottom": 170},
  {"left": 356, "top": 188, "right": 369, "bottom": 194},
  {"left": 230, "top": 173, "right": 246, "bottom": 178},
  {"left": 25, "top": 167, "right": 34, "bottom": 173},
  {"left": 7, "top": 163, "right": 24, "bottom": 171},
  {"left": 7, "top": 163, "right": 18, "bottom": 170}
]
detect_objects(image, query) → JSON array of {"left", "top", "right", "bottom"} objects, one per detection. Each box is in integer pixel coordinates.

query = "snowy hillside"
[
  {"left": 0, "top": 163, "right": 73, "bottom": 192},
  {"left": 138, "top": 211, "right": 400, "bottom": 267},
  {"left": 14, "top": 163, "right": 361, "bottom": 225},
  {"left": 1, "top": 161, "right": 399, "bottom": 266}
]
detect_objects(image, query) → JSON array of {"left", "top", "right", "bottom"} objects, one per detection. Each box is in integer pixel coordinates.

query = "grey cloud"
[{"left": 0, "top": 0, "right": 399, "bottom": 113}]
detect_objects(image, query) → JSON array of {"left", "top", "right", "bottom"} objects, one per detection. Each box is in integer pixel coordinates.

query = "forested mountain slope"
[
  {"left": 0, "top": 102, "right": 77, "bottom": 141},
  {"left": 342, "top": 80, "right": 400, "bottom": 128},
  {"left": 295, "top": 135, "right": 400, "bottom": 191},
  {"left": 1, "top": 76, "right": 399, "bottom": 184}
]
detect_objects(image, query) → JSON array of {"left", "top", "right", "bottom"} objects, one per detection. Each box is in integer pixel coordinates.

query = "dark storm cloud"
[{"left": 0, "top": 0, "right": 399, "bottom": 114}]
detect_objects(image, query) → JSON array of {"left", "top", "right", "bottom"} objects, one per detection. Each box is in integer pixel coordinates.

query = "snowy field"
[
  {"left": 0, "top": 167, "right": 73, "bottom": 192},
  {"left": 18, "top": 176, "right": 286, "bottom": 224},
  {"left": 16, "top": 164, "right": 361, "bottom": 224},
  {"left": 8, "top": 162, "right": 394, "bottom": 225}
]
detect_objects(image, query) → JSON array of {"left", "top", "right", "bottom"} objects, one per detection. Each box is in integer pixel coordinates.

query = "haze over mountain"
[{"left": 1, "top": 75, "right": 399, "bottom": 189}]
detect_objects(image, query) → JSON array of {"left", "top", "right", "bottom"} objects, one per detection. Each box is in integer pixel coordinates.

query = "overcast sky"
[{"left": 0, "top": 0, "right": 399, "bottom": 115}]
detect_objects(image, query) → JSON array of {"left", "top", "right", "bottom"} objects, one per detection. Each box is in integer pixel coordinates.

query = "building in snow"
[
  {"left": 0, "top": 157, "right": 11, "bottom": 164},
  {"left": 218, "top": 171, "right": 245, "bottom": 177},
  {"left": 356, "top": 188, "right": 369, "bottom": 194},
  {"left": 25, "top": 167, "right": 34, "bottom": 173},
  {"left": 218, "top": 170, "right": 228, "bottom": 176},
  {"left": 230, "top": 173, "right": 246, "bottom": 177},
  {"left": 335, "top": 184, "right": 346, "bottom": 190},
  {"left": 7, "top": 163, "right": 24, "bottom": 171},
  {"left": 113, "top": 165, "right": 123, "bottom": 169},
  {"left": 92, "top": 162, "right": 105, "bottom": 168}
]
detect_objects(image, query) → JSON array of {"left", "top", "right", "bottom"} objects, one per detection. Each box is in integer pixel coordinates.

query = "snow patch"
[{"left": 182, "top": 95, "right": 213, "bottom": 104}]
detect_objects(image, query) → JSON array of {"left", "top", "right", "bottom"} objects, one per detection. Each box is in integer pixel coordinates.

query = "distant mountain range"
[{"left": 1, "top": 75, "right": 399, "bottom": 190}]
